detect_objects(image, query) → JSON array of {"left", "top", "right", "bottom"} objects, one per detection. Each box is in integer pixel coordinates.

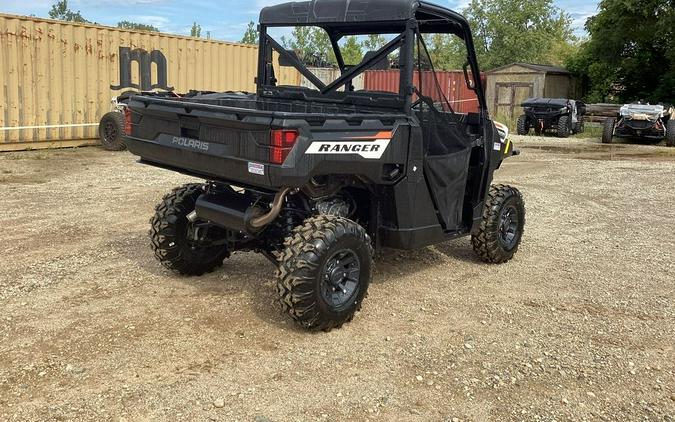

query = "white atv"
[{"left": 602, "top": 103, "right": 675, "bottom": 147}]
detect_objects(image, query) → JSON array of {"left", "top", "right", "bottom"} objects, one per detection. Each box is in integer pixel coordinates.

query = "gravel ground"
[{"left": 0, "top": 135, "right": 674, "bottom": 421}]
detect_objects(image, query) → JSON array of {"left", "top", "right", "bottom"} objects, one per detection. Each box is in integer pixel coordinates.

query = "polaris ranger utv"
[
  {"left": 123, "top": 0, "right": 525, "bottom": 331},
  {"left": 517, "top": 98, "right": 586, "bottom": 138}
]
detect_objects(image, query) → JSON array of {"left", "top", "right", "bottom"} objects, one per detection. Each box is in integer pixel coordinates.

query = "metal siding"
[
  {"left": 363, "top": 70, "right": 485, "bottom": 113},
  {"left": 0, "top": 13, "right": 299, "bottom": 150}
]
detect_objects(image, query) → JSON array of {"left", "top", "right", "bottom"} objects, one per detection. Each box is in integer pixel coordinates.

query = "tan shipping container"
[{"left": 0, "top": 13, "right": 300, "bottom": 151}]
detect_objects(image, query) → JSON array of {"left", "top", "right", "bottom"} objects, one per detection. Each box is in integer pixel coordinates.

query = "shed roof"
[{"left": 486, "top": 63, "right": 570, "bottom": 75}]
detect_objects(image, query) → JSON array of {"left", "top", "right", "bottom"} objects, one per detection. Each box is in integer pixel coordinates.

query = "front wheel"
[
  {"left": 276, "top": 215, "right": 373, "bottom": 331},
  {"left": 472, "top": 184, "right": 525, "bottom": 264},
  {"left": 557, "top": 115, "right": 570, "bottom": 138},
  {"left": 149, "top": 183, "right": 230, "bottom": 275},
  {"left": 516, "top": 115, "right": 529, "bottom": 135},
  {"left": 666, "top": 120, "right": 675, "bottom": 147},
  {"left": 602, "top": 118, "right": 615, "bottom": 144}
]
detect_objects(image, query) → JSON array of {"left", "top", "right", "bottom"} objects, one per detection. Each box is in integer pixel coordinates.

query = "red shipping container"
[{"left": 363, "top": 70, "right": 486, "bottom": 114}]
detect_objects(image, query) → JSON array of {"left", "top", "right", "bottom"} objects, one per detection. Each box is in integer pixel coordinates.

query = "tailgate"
[{"left": 124, "top": 97, "right": 277, "bottom": 185}]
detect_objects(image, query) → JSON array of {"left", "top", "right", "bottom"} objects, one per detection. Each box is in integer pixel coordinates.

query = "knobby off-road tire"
[
  {"left": 516, "top": 115, "right": 529, "bottom": 135},
  {"left": 98, "top": 111, "right": 127, "bottom": 151},
  {"left": 557, "top": 115, "right": 570, "bottom": 138},
  {"left": 666, "top": 119, "right": 675, "bottom": 147},
  {"left": 573, "top": 118, "right": 584, "bottom": 134},
  {"left": 602, "top": 118, "right": 615, "bottom": 144},
  {"left": 472, "top": 184, "right": 525, "bottom": 264},
  {"left": 276, "top": 215, "right": 373, "bottom": 331},
  {"left": 149, "top": 183, "right": 229, "bottom": 276}
]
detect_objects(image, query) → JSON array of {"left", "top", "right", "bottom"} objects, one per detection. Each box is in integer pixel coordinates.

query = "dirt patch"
[
  {"left": 518, "top": 142, "right": 675, "bottom": 162},
  {"left": 0, "top": 141, "right": 674, "bottom": 421}
]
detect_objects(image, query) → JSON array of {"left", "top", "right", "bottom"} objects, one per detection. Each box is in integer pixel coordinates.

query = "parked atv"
[
  {"left": 517, "top": 98, "right": 586, "bottom": 138},
  {"left": 122, "top": 0, "right": 526, "bottom": 331},
  {"left": 602, "top": 103, "right": 675, "bottom": 146}
]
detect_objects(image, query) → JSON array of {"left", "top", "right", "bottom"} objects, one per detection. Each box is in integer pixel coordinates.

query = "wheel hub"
[
  {"left": 321, "top": 250, "right": 360, "bottom": 307},
  {"left": 104, "top": 121, "right": 117, "bottom": 139},
  {"left": 498, "top": 205, "right": 519, "bottom": 251}
]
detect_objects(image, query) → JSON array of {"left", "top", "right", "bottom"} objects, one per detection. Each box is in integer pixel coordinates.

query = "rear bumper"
[
  {"left": 615, "top": 121, "right": 666, "bottom": 139},
  {"left": 124, "top": 135, "right": 305, "bottom": 188}
]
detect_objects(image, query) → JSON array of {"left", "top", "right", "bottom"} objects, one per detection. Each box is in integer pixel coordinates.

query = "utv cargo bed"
[{"left": 124, "top": 92, "right": 406, "bottom": 188}]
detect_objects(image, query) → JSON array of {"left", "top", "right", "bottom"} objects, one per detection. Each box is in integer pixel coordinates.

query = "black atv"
[
  {"left": 517, "top": 98, "right": 586, "bottom": 138},
  {"left": 122, "top": 0, "right": 526, "bottom": 331}
]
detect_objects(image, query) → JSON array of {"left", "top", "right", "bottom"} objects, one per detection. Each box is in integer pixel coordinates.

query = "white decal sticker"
[
  {"left": 493, "top": 142, "right": 502, "bottom": 151},
  {"left": 305, "top": 139, "right": 390, "bottom": 159},
  {"left": 247, "top": 162, "right": 265, "bottom": 175}
]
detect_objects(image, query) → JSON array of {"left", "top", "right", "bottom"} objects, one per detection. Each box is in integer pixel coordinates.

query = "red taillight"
[
  {"left": 270, "top": 129, "right": 299, "bottom": 164},
  {"left": 123, "top": 107, "right": 132, "bottom": 135}
]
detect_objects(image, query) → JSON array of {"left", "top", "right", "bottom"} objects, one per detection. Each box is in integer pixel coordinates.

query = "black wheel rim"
[
  {"left": 320, "top": 249, "right": 360, "bottom": 308},
  {"left": 103, "top": 121, "right": 118, "bottom": 141},
  {"left": 498, "top": 204, "right": 520, "bottom": 251}
]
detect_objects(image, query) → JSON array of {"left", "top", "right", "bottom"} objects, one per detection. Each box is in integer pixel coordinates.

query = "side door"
[{"left": 495, "top": 83, "right": 533, "bottom": 119}]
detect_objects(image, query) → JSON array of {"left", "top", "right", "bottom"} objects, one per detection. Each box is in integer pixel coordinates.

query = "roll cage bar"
[{"left": 256, "top": 0, "right": 487, "bottom": 115}]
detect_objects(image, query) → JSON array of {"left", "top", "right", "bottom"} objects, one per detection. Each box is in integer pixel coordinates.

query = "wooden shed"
[{"left": 485, "top": 63, "right": 578, "bottom": 119}]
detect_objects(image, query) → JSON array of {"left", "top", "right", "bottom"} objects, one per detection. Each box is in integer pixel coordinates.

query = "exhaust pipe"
[
  {"left": 249, "top": 187, "right": 292, "bottom": 229},
  {"left": 195, "top": 187, "right": 292, "bottom": 234}
]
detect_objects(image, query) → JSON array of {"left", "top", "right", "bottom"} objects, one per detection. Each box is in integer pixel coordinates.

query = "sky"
[{"left": 0, "top": 0, "right": 599, "bottom": 42}]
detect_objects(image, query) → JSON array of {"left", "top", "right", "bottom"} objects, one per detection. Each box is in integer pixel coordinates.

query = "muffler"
[{"left": 195, "top": 188, "right": 291, "bottom": 234}]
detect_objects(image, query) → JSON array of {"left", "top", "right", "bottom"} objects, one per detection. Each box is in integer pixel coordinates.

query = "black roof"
[
  {"left": 260, "top": 0, "right": 419, "bottom": 25},
  {"left": 522, "top": 98, "right": 570, "bottom": 108}
]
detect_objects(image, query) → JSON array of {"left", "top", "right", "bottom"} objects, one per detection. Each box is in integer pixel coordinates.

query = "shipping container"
[
  {"left": 299, "top": 67, "right": 364, "bottom": 91},
  {"left": 0, "top": 14, "right": 300, "bottom": 151},
  {"left": 364, "top": 70, "right": 486, "bottom": 114}
]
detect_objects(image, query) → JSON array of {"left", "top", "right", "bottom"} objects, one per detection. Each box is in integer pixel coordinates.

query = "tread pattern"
[
  {"left": 516, "top": 115, "right": 529, "bottom": 135},
  {"left": 602, "top": 118, "right": 615, "bottom": 144},
  {"left": 666, "top": 120, "right": 675, "bottom": 147},
  {"left": 557, "top": 115, "right": 570, "bottom": 138},
  {"left": 149, "top": 183, "right": 229, "bottom": 276},
  {"left": 98, "top": 112, "right": 127, "bottom": 151},
  {"left": 471, "top": 184, "right": 525, "bottom": 264},
  {"left": 275, "top": 215, "right": 373, "bottom": 331}
]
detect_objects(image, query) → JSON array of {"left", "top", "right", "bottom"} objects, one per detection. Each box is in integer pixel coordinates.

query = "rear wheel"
[
  {"left": 516, "top": 115, "right": 529, "bottom": 135},
  {"left": 602, "top": 118, "right": 615, "bottom": 144},
  {"left": 557, "top": 115, "right": 570, "bottom": 138},
  {"left": 472, "top": 184, "right": 525, "bottom": 264},
  {"left": 276, "top": 215, "right": 373, "bottom": 331},
  {"left": 149, "top": 183, "right": 229, "bottom": 276},
  {"left": 98, "top": 111, "right": 127, "bottom": 151},
  {"left": 666, "top": 120, "right": 675, "bottom": 147}
]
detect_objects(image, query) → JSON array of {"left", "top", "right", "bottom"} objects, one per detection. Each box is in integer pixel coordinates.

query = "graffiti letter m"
[{"left": 111, "top": 47, "right": 174, "bottom": 91}]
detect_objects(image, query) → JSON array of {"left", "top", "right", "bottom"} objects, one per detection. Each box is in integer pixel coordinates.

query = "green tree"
[
  {"left": 241, "top": 21, "right": 258, "bottom": 45},
  {"left": 190, "top": 22, "right": 202, "bottom": 37},
  {"left": 362, "top": 34, "right": 386, "bottom": 51},
  {"left": 463, "top": 0, "right": 575, "bottom": 69},
  {"left": 341, "top": 36, "right": 363, "bottom": 65},
  {"left": 423, "top": 33, "right": 465, "bottom": 70},
  {"left": 117, "top": 21, "right": 159, "bottom": 32},
  {"left": 48, "top": 0, "right": 88, "bottom": 23},
  {"left": 567, "top": 0, "right": 674, "bottom": 103},
  {"left": 284, "top": 27, "right": 336, "bottom": 66}
]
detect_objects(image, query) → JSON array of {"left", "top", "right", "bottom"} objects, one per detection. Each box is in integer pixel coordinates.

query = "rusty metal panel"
[
  {"left": 363, "top": 70, "right": 485, "bottom": 114},
  {"left": 0, "top": 13, "right": 301, "bottom": 150}
]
